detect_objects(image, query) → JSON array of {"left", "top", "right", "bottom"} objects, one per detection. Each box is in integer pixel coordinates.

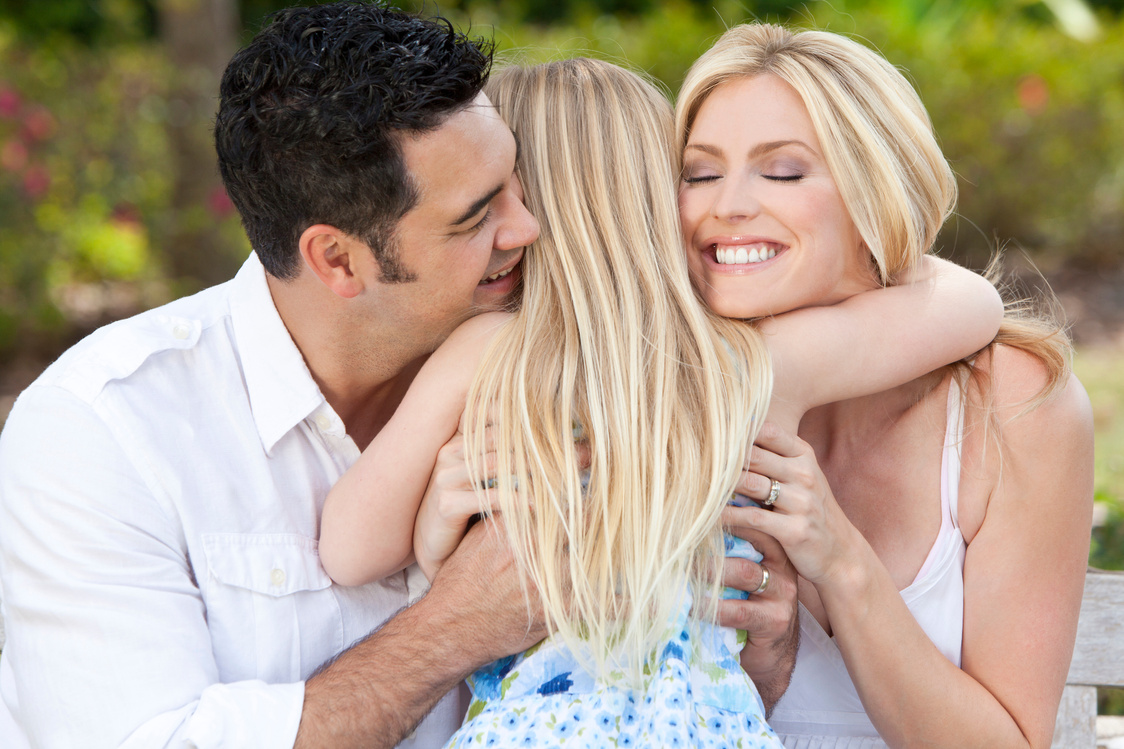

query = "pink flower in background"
[
  {"left": 206, "top": 185, "right": 235, "bottom": 218},
  {"left": 112, "top": 202, "right": 143, "bottom": 226},
  {"left": 0, "top": 87, "right": 20, "bottom": 119},
  {"left": 22, "top": 107, "right": 56, "bottom": 142},
  {"left": 22, "top": 165, "right": 50, "bottom": 198},
  {"left": 2, "top": 139, "right": 28, "bottom": 172},
  {"left": 1017, "top": 75, "right": 1050, "bottom": 115}
]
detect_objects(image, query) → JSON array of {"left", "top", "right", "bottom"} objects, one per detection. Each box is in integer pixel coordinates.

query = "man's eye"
[{"left": 469, "top": 210, "right": 493, "bottom": 232}]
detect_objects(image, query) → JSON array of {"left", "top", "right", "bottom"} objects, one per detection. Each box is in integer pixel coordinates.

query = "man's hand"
[
  {"left": 297, "top": 514, "right": 545, "bottom": 749},
  {"left": 717, "top": 519, "right": 799, "bottom": 714},
  {"left": 425, "top": 512, "right": 548, "bottom": 663}
]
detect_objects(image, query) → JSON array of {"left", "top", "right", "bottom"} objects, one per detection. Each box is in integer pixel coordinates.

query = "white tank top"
[{"left": 768, "top": 384, "right": 967, "bottom": 748}]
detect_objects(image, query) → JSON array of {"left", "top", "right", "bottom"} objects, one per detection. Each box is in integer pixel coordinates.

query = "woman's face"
[{"left": 678, "top": 74, "right": 874, "bottom": 319}]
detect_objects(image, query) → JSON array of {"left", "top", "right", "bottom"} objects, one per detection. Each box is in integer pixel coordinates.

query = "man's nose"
[{"left": 495, "top": 188, "right": 539, "bottom": 250}]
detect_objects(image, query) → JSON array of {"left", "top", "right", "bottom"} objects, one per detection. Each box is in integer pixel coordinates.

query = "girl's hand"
[
  {"left": 731, "top": 422, "right": 864, "bottom": 588},
  {"left": 413, "top": 429, "right": 502, "bottom": 581}
]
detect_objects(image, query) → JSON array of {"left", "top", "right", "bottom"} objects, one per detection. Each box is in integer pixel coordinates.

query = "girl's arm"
[
  {"left": 759, "top": 256, "right": 1002, "bottom": 426},
  {"left": 318, "top": 313, "right": 509, "bottom": 587}
]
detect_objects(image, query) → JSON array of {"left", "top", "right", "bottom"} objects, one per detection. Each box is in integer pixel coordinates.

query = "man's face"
[{"left": 367, "top": 93, "right": 539, "bottom": 349}]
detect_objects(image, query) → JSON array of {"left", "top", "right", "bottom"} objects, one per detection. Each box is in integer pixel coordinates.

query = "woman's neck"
[{"left": 798, "top": 373, "right": 946, "bottom": 463}]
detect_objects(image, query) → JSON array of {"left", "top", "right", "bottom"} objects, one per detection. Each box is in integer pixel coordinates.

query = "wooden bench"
[
  {"left": 1052, "top": 568, "right": 1124, "bottom": 748},
  {"left": 0, "top": 570, "right": 1121, "bottom": 744}
]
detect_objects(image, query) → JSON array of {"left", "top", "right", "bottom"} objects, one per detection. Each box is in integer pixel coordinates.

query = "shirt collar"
[{"left": 230, "top": 253, "right": 327, "bottom": 454}]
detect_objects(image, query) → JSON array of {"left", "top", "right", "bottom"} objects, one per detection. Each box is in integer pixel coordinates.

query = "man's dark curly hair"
[{"left": 215, "top": 1, "right": 494, "bottom": 281}]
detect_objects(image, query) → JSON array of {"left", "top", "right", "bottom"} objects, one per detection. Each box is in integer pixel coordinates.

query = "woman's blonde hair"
[
  {"left": 465, "top": 58, "right": 773, "bottom": 681},
  {"left": 676, "top": 23, "right": 1070, "bottom": 402}
]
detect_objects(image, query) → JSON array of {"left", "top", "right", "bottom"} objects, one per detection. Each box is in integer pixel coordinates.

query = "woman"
[
  {"left": 319, "top": 56, "right": 1002, "bottom": 747},
  {"left": 676, "top": 23, "right": 1094, "bottom": 747}
]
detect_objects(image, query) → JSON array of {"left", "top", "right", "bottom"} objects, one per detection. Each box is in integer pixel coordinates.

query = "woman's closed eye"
[
  {"left": 760, "top": 156, "right": 809, "bottom": 183},
  {"left": 681, "top": 164, "right": 722, "bottom": 185}
]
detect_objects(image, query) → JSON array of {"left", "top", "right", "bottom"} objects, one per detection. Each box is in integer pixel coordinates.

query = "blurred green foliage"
[
  {"left": 0, "top": 24, "right": 177, "bottom": 353},
  {"left": 1091, "top": 492, "right": 1124, "bottom": 570},
  {"left": 1074, "top": 344, "right": 1124, "bottom": 520}
]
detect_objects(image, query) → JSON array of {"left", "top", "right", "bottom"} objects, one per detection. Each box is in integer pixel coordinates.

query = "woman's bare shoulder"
[
  {"left": 958, "top": 345, "right": 1092, "bottom": 539},
  {"left": 968, "top": 344, "right": 1090, "bottom": 430}
]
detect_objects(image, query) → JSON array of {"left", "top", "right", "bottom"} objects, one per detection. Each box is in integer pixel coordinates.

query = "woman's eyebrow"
[
  {"left": 684, "top": 139, "right": 816, "bottom": 159},
  {"left": 683, "top": 142, "right": 724, "bottom": 157},
  {"left": 747, "top": 139, "right": 815, "bottom": 158}
]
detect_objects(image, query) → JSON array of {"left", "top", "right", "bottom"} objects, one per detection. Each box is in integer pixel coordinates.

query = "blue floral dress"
[{"left": 444, "top": 534, "right": 782, "bottom": 748}]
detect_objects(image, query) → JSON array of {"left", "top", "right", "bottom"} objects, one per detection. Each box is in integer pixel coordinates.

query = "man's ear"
[{"left": 298, "top": 224, "right": 368, "bottom": 299}]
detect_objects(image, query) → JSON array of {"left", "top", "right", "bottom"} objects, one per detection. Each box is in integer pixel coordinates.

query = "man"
[{"left": 0, "top": 3, "right": 794, "bottom": 747}]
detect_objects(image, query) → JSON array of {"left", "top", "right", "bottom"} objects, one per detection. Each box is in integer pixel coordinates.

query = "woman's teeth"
[
  {"left": 481, "top": 266, "right": 514, "bottom": 284},
  {"left": 715, "top": 245, "right": 777, "bottom": 265}
]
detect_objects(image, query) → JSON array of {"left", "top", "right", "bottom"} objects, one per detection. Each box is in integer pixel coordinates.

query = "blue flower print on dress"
[
  {"left": 538, "top": 672, "right": 574, "bottom": 697},
  {"left": 444, "top": 585, "right": 782, "bottom": 749}
]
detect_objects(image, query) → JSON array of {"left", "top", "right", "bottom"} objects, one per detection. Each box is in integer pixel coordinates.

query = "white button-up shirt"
[{"left": 0, "top": 254, "right": 462, "bottom": 748}]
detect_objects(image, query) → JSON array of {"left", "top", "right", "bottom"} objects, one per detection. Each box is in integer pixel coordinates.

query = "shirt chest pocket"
[{"left": 202, "top": 533, "right": 344, "bottom": 684}]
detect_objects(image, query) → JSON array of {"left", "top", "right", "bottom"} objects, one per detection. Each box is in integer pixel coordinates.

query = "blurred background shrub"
[{"left": 1, "top": 0, "right": 1122, "bottom": 353}]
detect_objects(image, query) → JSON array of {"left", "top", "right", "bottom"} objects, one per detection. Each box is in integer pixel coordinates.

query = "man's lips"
[{"left": 478, "top": 253, "right": 523, "bottom": 286}]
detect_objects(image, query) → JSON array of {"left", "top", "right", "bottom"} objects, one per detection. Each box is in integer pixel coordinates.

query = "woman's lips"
[{"left": 705, "top": 241, "right": 784, "bottom": 267}]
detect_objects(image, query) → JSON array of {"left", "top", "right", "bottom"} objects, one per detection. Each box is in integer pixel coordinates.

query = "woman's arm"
[
  {"left": 738, "top": 352, "right": 1094, "bottom": 748},
  {"left": 318, "top": 313, "right": 509, "bottom": 586},
  {"left": 759, "top": 256, "right": 1002, "bottom": 426}
]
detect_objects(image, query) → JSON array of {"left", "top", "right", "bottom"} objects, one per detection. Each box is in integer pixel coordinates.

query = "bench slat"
[
  {"left": 1067, "top": 569, "right": 1124, "bottom": 688},
  {"left": 1052, "top": 685, "right": 1097, "bottom": 748}
]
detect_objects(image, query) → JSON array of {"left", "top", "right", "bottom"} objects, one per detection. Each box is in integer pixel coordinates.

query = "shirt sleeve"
[{"left": 0, "top": 385, "right": 305, "bottom": 749}]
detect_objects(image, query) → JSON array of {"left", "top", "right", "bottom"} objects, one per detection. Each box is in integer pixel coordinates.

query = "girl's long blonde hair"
[
  {"left": 464, "top": 58, "right": 773, "bottom": 681},
  {"left": 676, "top": 23, "right": 1070, "bottom": 406}
]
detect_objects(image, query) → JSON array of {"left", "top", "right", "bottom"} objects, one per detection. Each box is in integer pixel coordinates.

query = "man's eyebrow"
[
  {"left": 452, "top": 184, "right": 503, "bottom": 227},
  {"left": 450, "top": 131, "right": 521, "bottom": 227}
]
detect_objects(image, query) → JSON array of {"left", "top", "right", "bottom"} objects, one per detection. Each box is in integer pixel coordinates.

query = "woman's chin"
[{"left": 705, "top": 296, "right": 772, "bottom": 320}]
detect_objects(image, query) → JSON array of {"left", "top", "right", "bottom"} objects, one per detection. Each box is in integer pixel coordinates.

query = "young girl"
[{"left": 318, "top": 58, "right": 1002, "bottom": 747}]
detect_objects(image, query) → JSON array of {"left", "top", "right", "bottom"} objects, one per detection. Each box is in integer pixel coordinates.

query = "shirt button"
[
  {"left": 270, "top": 568, "right": 286, "bottom": 587},
  {"left": 172, "top": 323, "right": 191, "bottom": 340},
  {"left": 315, "top": 413, "right": 331, "bottom": 431}
]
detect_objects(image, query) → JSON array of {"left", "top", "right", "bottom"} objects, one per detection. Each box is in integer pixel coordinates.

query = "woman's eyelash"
[
  {"left": 764, "top": 174, "right": 804, "bottom": 182},
  {"left": 683, "top": 175, "right": 720, "bottom": 184}
]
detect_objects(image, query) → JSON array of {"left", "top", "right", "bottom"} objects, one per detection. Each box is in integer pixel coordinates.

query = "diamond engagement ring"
[{"left": 764, "top": 479, "right": 781, "bottom": 507}]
